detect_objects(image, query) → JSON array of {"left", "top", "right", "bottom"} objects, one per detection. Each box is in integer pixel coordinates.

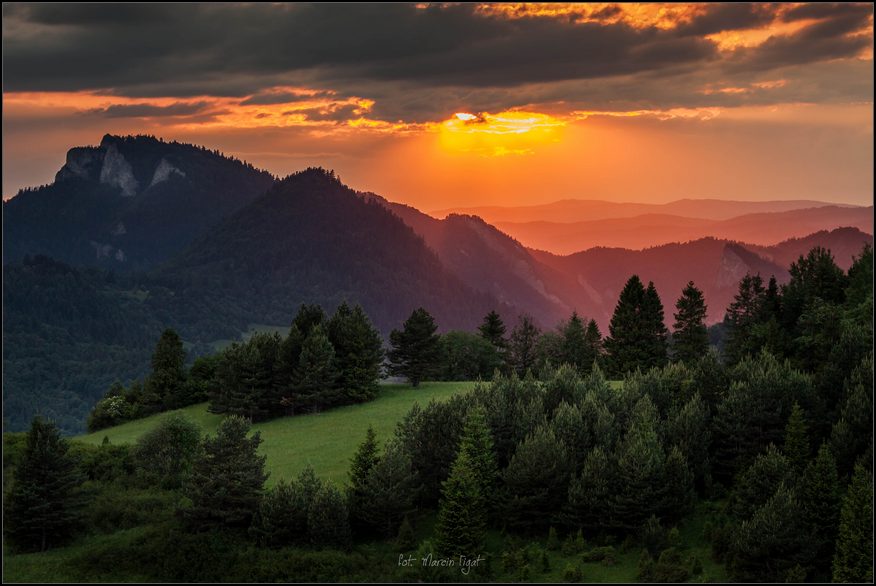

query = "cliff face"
[{"left": 6, "top": 134, "right": 276, "bottom": 270}]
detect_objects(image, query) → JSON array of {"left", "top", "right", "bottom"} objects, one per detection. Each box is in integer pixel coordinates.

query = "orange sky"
[{"left": 2, "top": 3, "right": 874, "bottom": 208}]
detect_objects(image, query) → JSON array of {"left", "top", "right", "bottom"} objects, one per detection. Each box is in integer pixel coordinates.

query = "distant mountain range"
[{"left": 2, "top": 134, "right": 872, "bottom": 433}]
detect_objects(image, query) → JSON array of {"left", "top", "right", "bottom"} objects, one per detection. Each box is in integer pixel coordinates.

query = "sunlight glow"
[{"left": 438, "top": 110, "right": 566, "bottom": 156}]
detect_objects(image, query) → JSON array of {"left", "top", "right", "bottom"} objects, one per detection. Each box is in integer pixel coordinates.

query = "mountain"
[
  {"left": 530, "top": 228, "right": 873, "bottom": 329},
  {"left": 360, "top": 192, "right": 579, "bottom": 327},
  {"left": 3, "top": 134, "right": 275, "bottom": 270},
  {"left": 432, "top": 198, "right": 860, "bottom": 224},
  {"left": 493, "top": 206, "right": 873, "bottom": 254},
  {"left": 152, "top": 169, "right": 506, "bottom": 339}
]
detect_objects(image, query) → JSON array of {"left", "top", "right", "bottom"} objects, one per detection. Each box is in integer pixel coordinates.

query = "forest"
[{"left": 3, "top": 243, "right": 873, "bottom": 583}]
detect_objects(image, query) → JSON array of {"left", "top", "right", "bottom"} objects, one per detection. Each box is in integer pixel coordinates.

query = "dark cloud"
[
  {"left": 96, "top": 101, "right": 211, "bottom": 118},
  {"left": 240, "top": 90, "right": 336, "bottom": 106},
  {"left": 674, "top": 3, "right": 776, "bottom": 37},
  {"left": 1, "top": 3, "right": 871, "bottom": 120}
]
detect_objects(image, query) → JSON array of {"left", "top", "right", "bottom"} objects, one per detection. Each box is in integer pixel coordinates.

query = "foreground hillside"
[{"left": 77, "top": 382, "right": 477, "bottom": 485}]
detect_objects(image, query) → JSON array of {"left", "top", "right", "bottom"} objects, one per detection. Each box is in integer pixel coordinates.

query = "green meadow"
[{"left": 76, "top": 381, "right": 478, "bottom": 486}]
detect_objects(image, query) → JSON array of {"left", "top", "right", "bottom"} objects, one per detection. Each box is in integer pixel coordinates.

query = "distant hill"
[
  {"left": 493, "top": 206, "right": 873, "bottom": 254},
  {"left": 3, "top": 134, "right": 275, "bottom": 270},
  {"left": 433, "top": 197, "right": 860, "bottom": 224}
]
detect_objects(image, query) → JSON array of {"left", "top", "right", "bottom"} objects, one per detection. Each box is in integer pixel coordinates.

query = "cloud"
[{"left": 95, "top": 101, "right": 211, "bottom": 118}]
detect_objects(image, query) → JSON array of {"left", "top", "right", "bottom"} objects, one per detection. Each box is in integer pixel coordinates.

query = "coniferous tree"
[
  {"left": 149, "top": 328, "right": 187, "bottom": 409},
  {"left": 643, "top": 281, "right": 670, "bottom": 368},
  {"left": 830, "top": 353, "right": 873, "bottom": 477},
  {"left": 183, "top": 415, "right": 268, "bottom": 530},
  {"left": 295, "top": 325, "right": 338, "bottom": 412},
  {"left": 583, "top": 318, "right": 603, "bottom": 372},
  {"left": 832, "top": 463, "right": 873, "bottom": 583},
  {"left": 434, "top": 408, "right": 496, "bottom": 556},
  {"left": 729, "top": 444, "right": 792, "bottom": 520},
  {"left": 502, "top": 426, "right": 572, "bottom": 531},
  {"left": 360, "top": 441, "right": 419, "bottom": 537},
  {"left": 565, "top": 446, "right": 612, "bottom": 532},
  {"left": 612, "top": 396, "right": 667, "bottom": 529},
  {"left": 3, "top": 418, "right": 83, "bottom": 553},
  {"left": 387, "top": 308, "right": 441, "bottom": 387},
  {"left": 605, "top": 275, "right": 647, "bottom": 375},
  {"left": 479, "top": 310, "right": 508, "bottom": 350},
  {"left": 508, "top": 314, "right": 541, "bottom": 376},
  {"left": 307, "top": 483, "right": 352, "bottom": 549},
  {"left": 347, "top": 426, "right": 381, "bottom": 537},
  {"left": 561, "top": 311, "right": 589, "bottom": 373},
  {"left": 327, "top": 303, "right": 384, "bottom": 404},
  {"left": 293, "top": 303, "right": 327, "bottom": 337},
  {"left": 724, "top": 274, "right": 768, "bottom": 365},
  {"left": 799, "top": 443, "right": 841, "bottom": 578},
  {"left": 782, "top": 402, "right": 809, "bottom": 473},
  {"left": 672, "top": 281, "right": 709, "bottom": 363}
]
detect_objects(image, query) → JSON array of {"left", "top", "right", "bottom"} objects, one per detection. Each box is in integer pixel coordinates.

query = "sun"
[{"left": 439, "top": 110, "right": 566, "bottom": 156}]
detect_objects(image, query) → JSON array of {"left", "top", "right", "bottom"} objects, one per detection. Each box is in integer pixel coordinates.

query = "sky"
[{"left": 2, "top": 2, "right": 874, "bottom": 209}]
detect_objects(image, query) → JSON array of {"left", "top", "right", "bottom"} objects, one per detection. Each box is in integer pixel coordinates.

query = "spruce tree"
[
  {"left": 724, "top": 274, "right": 768, "bottom": 365},
  {"left": 643, "top": 281, "right": 669, "bottom": 368},
  {"left": 583, "top": 319, "right": 602, "bottom": 372},
  {"left": 672, "top": 281, "right": 709, "bottom": 363},
  {"left": 479, "top": 310, "right": 508, "bottom": 349},
  {"left": 782, "top": 402, "right": 809, "bottom": 473},
  {"left": 150, "top": 328, "right": 187, "bottom": 409},
  {"left": 327, "top": 303, "right": 384, "bottom": 404},
  {"left": 605, "top": 276, "right": 668, "bottom": 375},
  {"left": 3, "top": 418, "right": 83, "bottom": 553},
  {"left": 799, "top": 443, "right": 841, "bottom": 577},
  {"left": 347, "top": 426, "right": 381, "bottom": 537},
  {"left": 293, "top": 303, "right": 327, "bottom": 337},
  {"left": 612, "top": 395, "right": 666, "bottom": 529},
  {"left": 433, "top": 411, "right": 494, "bottom": 557},
  {"left": 502, "top": 426, "right": 572, "bottom": 531},
  {"left": 360, "top": 441, "right": 419, "bottom": 537},
  {"left": 508, "top": 314, "right": 541, "bottom": 376},
  {"left": 307, "top": 483, "right": 352, "bottom": 549},
  {"left": 295, "top": 324, "right": 338, "bottom": 412},
  {"left": 832, "top": 463, "right": 873, "bottom": 583},
  {"left": 565, "top": 446, "right": 612, "bottom": 532},
  {"left": 183, "top": 415, "right": 268, "bottom": 530},
  {"left": 387, "top": 308, "right": 441, "bottom": 387},
  {"left": 560, "top": 311, "right": 588, "bottom": 373}
]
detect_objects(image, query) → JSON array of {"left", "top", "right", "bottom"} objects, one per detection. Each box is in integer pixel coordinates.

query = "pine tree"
[
  {"left": 561, "top": 312, "right": 588, "bottom": 373},
  {"left": 724, "top": 274, "right": 768, "bottom": 365},
  {"left": 583, "top": 319, "right": 602, "bottom": 372},
  {"left": 782, "top": 402, "right": 809, "bottom": 473},
  {"left": 502, "top": 426, "right": 572, "bottom": 531},
  {"left": 348, "top": 426, "right": 381, "bottom": 537},
  {"left": 149, "top": 328, "right": 187, "bottom": 409},
  {"left": 643, "top": 281, "right": 670, "bottom": 368},
  {"left": 508, "top": 314, "right": 541, "bottom": 376},
  {"left": 293, "top": 303, "right": 327, "bottom": 337},
  {"left": 360, "top": 441, "right": 419, "bottom": 537},
  {"left": 434, "top": 406, "right": 497, "bottom": 556},
  {"left": 565, "top": 446, "right": 612, "bottom": 532},
  {"left": 832, "top": 463, "right": 873, "bottom": 583},
  {"left": 612, "top": 396, "right": 667, "bottom": 529},
  {"left": 799, "top": 443, "right": 841, "bottom": 578},
  {"left": 434, "top": 442, "right": 487, "bottom": 557},
  {"left": 327, "top": 303, "right": 384, "bottom": 404},
  {"left": 672, "top": 281, "right": 709, "bottom": 363},
  {"left": 307, "top": 483, "right": 351, "bottom": 549},
  {"left": 387, "top": 308, "right": 441, "bottom": 387},
  {"left": 183, "top": 415, "right": 268, "bottom": 530},
  {"left": 3, "top": 418, "right": 83, "bottom": 553},
  {"left": 479, "top": 310, "right": 508, "bottom": 349},
  {"left": 295, "top": 324, "right": 338, "bottom": 412}
]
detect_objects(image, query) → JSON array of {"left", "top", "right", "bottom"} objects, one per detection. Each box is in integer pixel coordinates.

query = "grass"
[{"left": 76, "top": 381, "right": 478, "bottom": 486}]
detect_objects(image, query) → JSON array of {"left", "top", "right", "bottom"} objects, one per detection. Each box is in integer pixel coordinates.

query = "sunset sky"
[{"left": 2, "top": 2, "right": 873, "bottom": 209}]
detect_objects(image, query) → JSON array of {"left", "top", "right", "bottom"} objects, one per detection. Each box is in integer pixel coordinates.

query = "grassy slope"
[{"left": 76, "top": 381, "right": 478, "bottom": 486}]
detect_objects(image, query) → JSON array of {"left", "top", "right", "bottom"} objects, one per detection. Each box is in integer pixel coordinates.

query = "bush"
[
  {"left": 563, "top": 562, "right": 583, "bottom": 582},
  {"left": 580, "top": 545, "right": 617, "bottom": 563},
  {"left": 653, "top": 547, "right": 691, "bottom": 583},
  {"left": 83, "top": 487, "right": 177, "bottom": 533}
]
